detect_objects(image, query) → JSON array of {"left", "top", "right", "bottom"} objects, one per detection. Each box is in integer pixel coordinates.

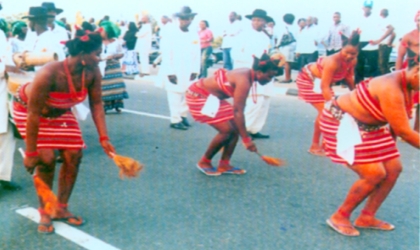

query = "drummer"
[{"left": 21, "top": 6, "right": 65, "bottom": 71}]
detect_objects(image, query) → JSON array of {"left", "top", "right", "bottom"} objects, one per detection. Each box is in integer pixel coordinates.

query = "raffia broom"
[
  {"left": 255, "top": 152, "right": 285, "bottom": 167},
  {"left": 33, "top": 175, "right": 59, "bottom": 217},
  {"left": 18, "top": 148, "right": 59, "bottom": 216},
  {"left": 110, "top": 153, "right": 144, "bottom": 179}
]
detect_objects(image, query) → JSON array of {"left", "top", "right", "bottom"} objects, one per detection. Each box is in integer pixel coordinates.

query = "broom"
[
  {"left": 110, "top": 153, "right": 144, "bottom": 179},
  {"left": 18, "top": 148, "right": 59, "bottom": 217},
  {"left": 255, "top": 151, "right": 285, "bottom": 167}
]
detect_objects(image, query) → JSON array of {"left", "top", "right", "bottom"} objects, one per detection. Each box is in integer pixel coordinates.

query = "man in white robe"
[
  {"left": 233, "top": 9, "right": 272, "bottom": 139},
  {"left": 160, "top": 6, "right": 200, "bottom": 130},
  {"left": 135, "top": 15, "right": 152, "bottom": 76},
  {"left": 0, "top": 23, "right": 20, "bottom": 190}
]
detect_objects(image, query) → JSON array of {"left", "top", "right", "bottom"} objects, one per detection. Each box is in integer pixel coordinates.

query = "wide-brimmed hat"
[
  {"left": 22, "top": 7, "right": 54, "bottom": 19},
  {"left": 174, "top": 6, "right": 197, "bottom": 19},
  {"left": 245, "top": 9, "right": 272, "bottom": 22},
  {"left": 41, "top": 2, "right": 63, "bottom": 14}
]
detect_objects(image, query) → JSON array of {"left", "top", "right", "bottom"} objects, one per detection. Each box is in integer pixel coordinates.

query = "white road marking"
[
  {"left": 120, "top": 108, "right": 171, "bottom": 120},
  {"left": 16, "top": 207, "right": 120, "bottom": 250}
]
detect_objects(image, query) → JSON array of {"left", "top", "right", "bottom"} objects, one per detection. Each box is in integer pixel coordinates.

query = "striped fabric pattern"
[
  {"left": 102, "top": 60, "right": 128, "bottom": 111},
  {"left": 320, "top": 109, "right": 399, "bottom": 165},
  {"left": 186, "top": 82, "right": 234, "bottom": 124},
  {"left": 355, "top": 80, "right": 387, "bottom": 122},
  {"left": 13, "top": 102, "right": 85, "bottom": 150},
  {"left": 45, "top": 91, "right": 87, "bottom": 110},
  {"left": 214, "top": 69, "right": 234, "bottom": 97},
  {"left": 296, "top": 70, "right": 335, "bottom": 103}
]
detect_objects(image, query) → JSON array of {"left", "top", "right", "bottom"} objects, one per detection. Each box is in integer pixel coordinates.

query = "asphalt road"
[{"left": 0, "top": 79, "right": 419, "bottom": 250}]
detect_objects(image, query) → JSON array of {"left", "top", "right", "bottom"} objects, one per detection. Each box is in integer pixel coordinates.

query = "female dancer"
[{"left": 296, "top": 31, "right": 359, "bottom": 156}]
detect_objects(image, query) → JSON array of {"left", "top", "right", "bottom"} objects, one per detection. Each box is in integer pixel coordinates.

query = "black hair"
[
  {"left": 81, "top": 21, "right": 94, "bottom": 32},
  {"left": 65, "top": 32, "right": 102, "bottom": 56},
  {"left": 201, "top": 20, "right": 209, "bottom": 28},
  {"left": 252, "top": 52, "right": 283, "bottom": 76},
  {"left": 297, "top": 18, "right": 306, "bottom": 24},
  {"left": 283, "top": 14, "right": 295, "bottom": 25},
  {"left": 342, "top": 30, "right": 360, "bottom": 47},
  {"left": 128, "top": 22, "right": 138, "bottom": 32}
]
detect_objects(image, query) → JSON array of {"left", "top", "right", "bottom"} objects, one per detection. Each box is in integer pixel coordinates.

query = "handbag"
[{"left": 278, "top": 26, "right": 296, "bottom": 47}]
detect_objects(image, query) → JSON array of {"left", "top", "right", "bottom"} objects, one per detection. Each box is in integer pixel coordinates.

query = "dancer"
[
  {"left": 296, "top": 31, "right": 359, "bottom": 156},
  {"left": 186, "top": 53, "right": 282, "bottom": 176},
  {"left": 13, "top": 31, "right": 115, "bottom": 234},
  {"left": 396, "top": 11, "right": 419, "bottom": 132},
  {"left": 320, "top": 56, "right": 419, "bottom": 237}
]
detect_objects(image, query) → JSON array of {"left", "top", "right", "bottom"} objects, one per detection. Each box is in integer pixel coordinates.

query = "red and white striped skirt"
[
  {"left": 13, "top": 102, "right": 85, "bottom": 150},
  {"left": 296, "top": 71, "right": 334, "bottom": 103},
  {"left": 320, "top": 109, "right": 399, "bottom": 165},
  {"left": 186, "top": 82, "right": 234, "bottom": 124}
]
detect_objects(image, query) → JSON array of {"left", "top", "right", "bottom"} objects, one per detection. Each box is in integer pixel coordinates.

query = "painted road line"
[
  {"left": 16, "top": 207, "right": 120, "bottom": 250},
  {"left": 121, "top": 108, "right": 171, "bottom": 120}
]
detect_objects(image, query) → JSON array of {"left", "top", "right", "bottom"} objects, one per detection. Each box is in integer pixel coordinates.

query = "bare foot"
[
  {"left": 354, "top": 215, "right": 395, "bottom": 231},
  {"left": 327, "top": 213, "right": 360, "bottom": 236}
]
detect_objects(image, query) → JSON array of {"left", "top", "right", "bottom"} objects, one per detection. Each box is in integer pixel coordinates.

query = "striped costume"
[
  {"left": 296, "top": 57, "right": 352, "bottom": 103},
  {"left": 320, "top": 80, "right": 400, "bottom": 164},
  {"left": 13, "top": 83, "right": 86, "bottom": 150},
  {"left": 186, "top": 69, "right": 234, "bottom": 124},
  {"left": 102, "top": 59, "right": 129, "bottom": 111}
]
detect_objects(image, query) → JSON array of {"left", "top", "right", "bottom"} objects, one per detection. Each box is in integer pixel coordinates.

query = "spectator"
[
  {"left": 135, "top": 15, "right": 152, "bottom": 77},
  {"left": 221, "top": 12, "right": 241, "bottom": 70},
  {"left": 377, "top": 8, "right": 396, "bottom": 75},
  {"left": 198, "top": 20, "right": 213, "bottom": 78},
  {"left": 278, "top": 13, "right": 297, "bottom": 83},
  {"left": 295, "top": 16, "right": 319, "bottom": 70},
  {"left": 322, "top": 12, "right": 350, "bottom": 56}
]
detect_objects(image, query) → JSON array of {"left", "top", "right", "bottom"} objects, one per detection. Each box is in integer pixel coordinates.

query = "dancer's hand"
[
  {"left": 168, "top": 75, "right": 177, "bottom": 84},
  {"left": 243, "top": 140, "right": 257, "bottom": 152},
  {"left": 190, "top": 73, "right": 198, "bottom": 81},
  {"left": 101, "top": 140, "right": 116, "bottom": 158},
  {"left": 24, "top": 156, "right": 39, "bottom": 175}
]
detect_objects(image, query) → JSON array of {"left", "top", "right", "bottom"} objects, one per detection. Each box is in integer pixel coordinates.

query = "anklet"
[
  {"left": 219, "top": 159, "right": 230, "bottom": 165},
  {"left": 201, "top": 157, "right": 211, "bottom": 163},
  {"left": 338, "top": 209, "right": 351, "bottom": 219},
  {"left": 361, "top": 209, "right": 375, "bottom": 216}
]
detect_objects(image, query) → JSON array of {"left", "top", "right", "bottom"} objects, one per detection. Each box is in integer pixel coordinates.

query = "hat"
[
  {"left": 22, "top": 7, "right": 54, "bottom": 19},
  {"left": 245, "top": 9, "right": 272, "bottom": 22},
  {"left": 174, "top": 6, "right": 197, "bottom": 18},
  {"left": 41, "top": 2, "right": 63, "bottom": 14},
  {"left": 100, "top": 21, "right": 121, "bottom": 39},
  {"left": 363, "top": 0, "right": 373, "bottom": 8}
]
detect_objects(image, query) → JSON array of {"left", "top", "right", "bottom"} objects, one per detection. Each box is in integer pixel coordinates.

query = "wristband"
[
  {"left": 242, "top": 136, "right": 252, "bottom": 144},
  {"left": 99, "top": 136, "right": 109, "bottom": 143},
  {"left": 25, "top": 151, "right": 39, "bottom": 157}
]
